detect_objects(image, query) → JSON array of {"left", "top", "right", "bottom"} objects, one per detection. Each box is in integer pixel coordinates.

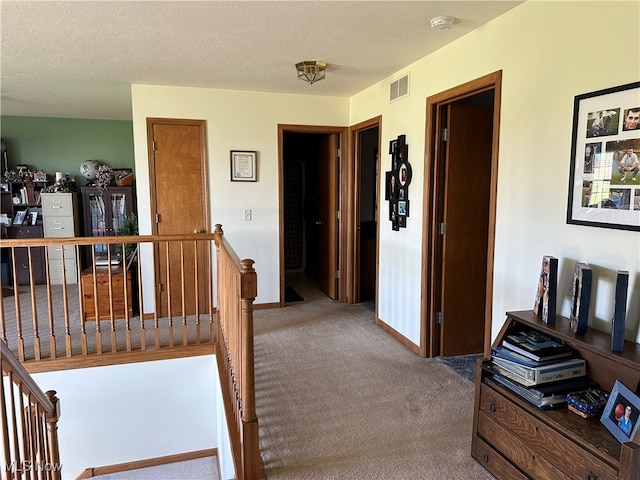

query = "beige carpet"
[{"left": 253, "top": 293, "right": 494, "bottom": 480}]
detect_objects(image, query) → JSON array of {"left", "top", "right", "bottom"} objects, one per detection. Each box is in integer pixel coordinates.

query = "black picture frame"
[
  {"left": 230, "top": 150, "right": 258, "bottom": 182},
  {"left": 567, "top": 81, "right": 640, "bottom": 231},
  {"left": 569, "top": 262, "right": 592, "bottom": 335},
  {"left": 601, "top": 380, "right": 640, "bottom": 443}
]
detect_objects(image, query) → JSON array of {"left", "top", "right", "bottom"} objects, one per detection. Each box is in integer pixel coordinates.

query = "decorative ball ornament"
[{"left": 80, "top": 159, "right": 100, "bottom": 181}]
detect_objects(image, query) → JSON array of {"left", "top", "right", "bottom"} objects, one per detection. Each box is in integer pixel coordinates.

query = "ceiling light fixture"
[
  {"left": 430, "top": 15, "right": 455, "bottom": 30},
  {"left": 296, "top": 61, "right": 327, "bottom": 85}
]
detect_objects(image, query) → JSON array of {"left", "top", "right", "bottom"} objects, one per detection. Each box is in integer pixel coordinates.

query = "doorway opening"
[
  {"left": 349, "top": 117, "right": 381, "bottom": 310},
  {"left": 279, "top": 125, "right": 347, "bottom": 305},
  {"left": 421, "top": 71, "right": 502, "bottom": 358}
]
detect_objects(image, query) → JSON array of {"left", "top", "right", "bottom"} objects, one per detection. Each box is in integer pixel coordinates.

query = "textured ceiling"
[{"left": 1, "top": 1, "right": 523, "bottom": 120}]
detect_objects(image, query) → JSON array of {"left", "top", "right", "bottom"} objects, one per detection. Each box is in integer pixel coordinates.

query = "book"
[
  {"left": 491, "top": 356, "right": 585, "bottom": 386},
  {"left": 489, "top": 371, "right": 598, "bottom": 409},
  {"left": 611, "top": 270, "right": 629, "bottom": 353},
  {"left": 490, "top": 372, "right": 569, "bottom": 409},
  {"left": 502, "top": 330, "right": 574, "bottom": 362},
  {"left": 570, "top": 262, "right": 592, "bottom": 335},
  {"left": 533, "top": 255, "right": 558, "bottom": 325},
  {"left": 491, "top": 346, "right": 571, "bottom": 368}
]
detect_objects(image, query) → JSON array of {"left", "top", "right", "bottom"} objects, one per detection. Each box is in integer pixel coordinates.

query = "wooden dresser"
[{"left": 472, "top": 310, "right": 640, "bottom": 480}]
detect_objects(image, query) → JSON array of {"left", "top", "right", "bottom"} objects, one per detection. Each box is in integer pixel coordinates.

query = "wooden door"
[
  {"left": 147, "top": 119, "right": 209, "bottom": 316},
  {"left": 317, "top": 134, "right": 339, "bottom": 299},
  {"left": 440, "top": 105, "right": 493, "bottom": 356}
]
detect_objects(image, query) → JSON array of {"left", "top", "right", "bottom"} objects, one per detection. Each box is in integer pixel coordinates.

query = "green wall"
[{"left": 0, "top": 116, "right": 134, "bottom": 187}]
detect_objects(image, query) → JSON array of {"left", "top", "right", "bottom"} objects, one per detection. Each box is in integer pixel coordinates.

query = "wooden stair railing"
[
  {"left": 0, "top": 233, "right": 216, "bottom": 371},
  {"left": 213, "top": 224, "right": 264, "bottom": 480},
  {"left": 1, "top": 341, "right": 62, "bottom": 480}
]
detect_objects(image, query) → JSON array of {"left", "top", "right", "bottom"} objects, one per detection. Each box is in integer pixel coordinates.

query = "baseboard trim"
[
  {"left": 375, "top": 318, "right": 421, "bottom": 356},
  {"left": 76, "top": 448, "right": 218, "bottom": 479},
  {"left": 22, "top": 344, "right": 215, "bottom": 374}
]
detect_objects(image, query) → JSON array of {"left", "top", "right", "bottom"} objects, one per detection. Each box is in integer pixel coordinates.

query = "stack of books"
[{"left": 488, "top": 330, "right": 595, "bottom": 409}]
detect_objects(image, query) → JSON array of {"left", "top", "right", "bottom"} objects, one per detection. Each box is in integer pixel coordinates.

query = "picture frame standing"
[
  {"left": 230, "top": 150, "right": 258, "bottom": 182},
  {"left": 13, "top": 209, "right": 27, "bottom": 225},
  {"left": 600, "top": 380, "right": 640, "bottom": 443},
  {"left": 566, "top": 81, "right": 640, "bottom": 231}
]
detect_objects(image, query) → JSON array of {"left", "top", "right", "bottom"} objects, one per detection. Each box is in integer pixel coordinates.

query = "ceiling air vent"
[{"left": 389, "top": 74, "right": 410, "bottom": 102}]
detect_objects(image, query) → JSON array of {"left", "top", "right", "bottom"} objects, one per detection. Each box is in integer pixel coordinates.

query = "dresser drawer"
[
  {"left": 48, "top": 259, "right": 78, "bottom": 284},
  {"left": 43, "top": 217, "right": 76, "bottom": 237},
  {"left": 11, "top": 225, "right": 43, "bottom": 238},
  {"left": 41, "top": 193, "right": 74, "bottom": 216},
  {"left": 46, "top": 245, "right": 77, "bottom": 261},
  {"left": 472, "top": 433, "right": 531, "bottom": 480},
  {"left": 479, "top": 384, "right": 618, "bottom": 480},
  {"left": 477, "top": 411, "right": 569, "bottom": 479}
]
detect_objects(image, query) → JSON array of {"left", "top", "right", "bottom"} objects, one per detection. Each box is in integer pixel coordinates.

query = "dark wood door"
[
  {"left": 440, "top": 105, "right": 493, "bottom": 356},
  {"left": 147, "top": 119, "right": 209, "bottom": 316},
  {"left": 317, "top": 134, "right": 339, "bottom": 299}
]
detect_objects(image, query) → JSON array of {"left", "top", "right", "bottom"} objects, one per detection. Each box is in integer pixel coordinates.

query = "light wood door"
[
  {"left": 317, "top": 134, "right": 339, "bottom": 299},
  {"left": 440, "top": 105, "right": 492, "bottom": 356},
  {"left": 147, "top": 119, "right": 209, "bottom": 316}
]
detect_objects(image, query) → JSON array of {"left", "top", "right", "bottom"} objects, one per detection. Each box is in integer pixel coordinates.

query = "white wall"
[
  {"left": 128, "top": 2, "right": 639, "bottom": 348},
  {"left": 131, "top": 86, "right": 349, "bottom": 306},
  {"left": 350, "top": 1, "right": 640, "bottom": 344},
  {"left": 30, "top": 356, "right": 218, "bottom": 479}
]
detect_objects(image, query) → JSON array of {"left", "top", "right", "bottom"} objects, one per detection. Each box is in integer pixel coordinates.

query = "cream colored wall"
[
  {"left": 351, "top": 1, "right": 640, "bottom": 345},
  {"left": 131, "top": 85, "right": 349, "bottom": 305}
]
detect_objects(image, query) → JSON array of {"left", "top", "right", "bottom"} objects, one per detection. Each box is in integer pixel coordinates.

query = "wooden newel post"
[
  {"left": 45, "top": 390, "right": 62, "bottom": 480},
  {"left": 240, "top": 258, "right": 257, "bottom": 423}
]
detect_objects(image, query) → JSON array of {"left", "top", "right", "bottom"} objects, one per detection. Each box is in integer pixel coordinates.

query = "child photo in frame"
[{"left": 601, "top": 380, "right": 640, "bottom": 443}]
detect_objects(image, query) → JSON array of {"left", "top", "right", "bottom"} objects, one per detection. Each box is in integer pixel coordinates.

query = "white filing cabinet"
[{"left": 41, "top": 192, "right": 80, "bottom": 284}]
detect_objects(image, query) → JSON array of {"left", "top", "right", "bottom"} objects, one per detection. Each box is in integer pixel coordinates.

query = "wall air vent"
[{"left": 389, "top": 74, "right": 410, "bottom": 102}]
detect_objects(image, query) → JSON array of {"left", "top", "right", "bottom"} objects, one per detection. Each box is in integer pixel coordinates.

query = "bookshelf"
[
  {"left": 472, "top": 310, "right": 640, "bottom": 479},
  {"left": 1, "top": 181, "right": 49, "bottom": 285}
]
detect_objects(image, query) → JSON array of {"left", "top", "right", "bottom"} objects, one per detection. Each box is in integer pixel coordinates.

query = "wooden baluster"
[
  {"left": 91, "top": 250, "right": 102, "bottom": 355},
  {"left": 59, "top": 245, "right": 70, "bottom": 359},
  {"left": 122, "top": 242, "right": 132, "bottom": 352},
  {"left": 194, "top": 239, "right": 201, "bottom": 344},
  {"left": 43, "top": 248, "right": 56, "bottom": 360},
  {"left": 76, "top": 247, "right": 86, "bottom": 356},
  {"left": 106, "top": 250, "right": 116, "bottom": 353},
  {"left": 137, "top": 248, "right": 145, "bottom": 351},
  {"left": 10, "top": 248, "right": 25, "bottom": 361},
  {"left": 208, "top": 242, "right": 214, "bottom": 344},
  {"left": 45, "top": 391, "right": 61, "bottom": 480},
  {"left": 153, "top": 244, "right": 160, "bottom": 350},
  {"left": 0, "top": 269, "right": 6, "bottom": 346},
  {"left": 180, "top": 241, "right": 188, "bottom": 346},
  {"left": 0, "top": 367, "right": 11, "bottom": 474},
  {"left": 26, "top": 247, "right": 42, "bottom": 362},
  {"left": 165, "top": 241, "right": 173, "bottom": 347}
]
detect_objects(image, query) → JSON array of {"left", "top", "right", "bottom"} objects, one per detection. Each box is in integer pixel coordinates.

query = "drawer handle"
[
  {"left": 489, "top": 402, "right": 496, "bottom": 412},
  {"left": 588, "top": 473, "right": 597, "bottom": 480},
  {"left": 482, "top": 453, "right": 489, "bottom": 463},
  {"left": 52, "top": 227, "right": 64, "bottom": 230}
]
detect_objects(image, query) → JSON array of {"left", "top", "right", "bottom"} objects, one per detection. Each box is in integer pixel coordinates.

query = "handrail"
[
  {"left": 212, "top": 224, "right": 264, "bottom": 480},
  {"left": 1, "top": 232, "right": 216, "bottom": 368},
  {"left": 1, "top": 342, "right": 62, "bottom": 480}
]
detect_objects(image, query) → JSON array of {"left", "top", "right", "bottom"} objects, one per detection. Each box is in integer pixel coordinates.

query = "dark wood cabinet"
[
  {"left": 472, "top": 310, "right": 640, "bottom": 480},
  {"left": 10, "top": 225, "right": 46, "bottom": 285},
  {"left": 80, "top": 186, "right": 136, "bottom": 263},
  {"left": 1, "top": 181, "right": 49, "bottom": 285}
]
